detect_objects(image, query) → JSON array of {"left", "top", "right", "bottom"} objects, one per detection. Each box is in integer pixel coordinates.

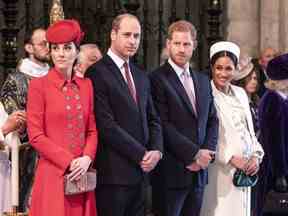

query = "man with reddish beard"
[
  {"left": 149, "top": 20, "right": 218, "bottom": 216},
  {"left": 0, "top": 27, "right": 50, "bottom": 212},
  {"left": 85, "top": 13, "right": 163, "bottom": 216}
]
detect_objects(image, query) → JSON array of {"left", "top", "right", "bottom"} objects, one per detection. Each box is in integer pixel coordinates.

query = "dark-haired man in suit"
[
  {"left": 85, "top": 13, "right": 163, "bottom": 216},
  {"left": 149, "top": 20, "right": 218, "bottom": 216}
]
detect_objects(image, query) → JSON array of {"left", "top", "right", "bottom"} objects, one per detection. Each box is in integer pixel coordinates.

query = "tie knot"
[
  {"left": 123, "top": 61, "right": 128, "bottom": 69},
  {"left": 183, "top": 69, "right": 189, "bottom": 78}
]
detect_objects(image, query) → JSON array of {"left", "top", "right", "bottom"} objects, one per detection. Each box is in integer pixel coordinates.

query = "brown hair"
[
  {"left": 232, "top": 68, "right": 260, "bottom": 104},
  {"left": 111, "top": 13, "right": 140, "bottom": 32},
  {"left": 167, "top": 20, "right": 197, "bottom": 46}
]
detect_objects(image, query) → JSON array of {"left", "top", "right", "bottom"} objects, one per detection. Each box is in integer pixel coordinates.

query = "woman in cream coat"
[{"left": 200, "top": 42, "right": 264, "bottom": 216}]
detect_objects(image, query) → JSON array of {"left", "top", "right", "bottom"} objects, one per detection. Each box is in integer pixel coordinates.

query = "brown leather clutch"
[{"left": 64, "top": 169, "right": 97, "bottom": 195}]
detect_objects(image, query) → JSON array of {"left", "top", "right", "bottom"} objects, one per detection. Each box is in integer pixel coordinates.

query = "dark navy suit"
[
  {"left": 149, "top": 62, "right": 218, "bottom": 216},
  {"left": 86, "top": 54, "right": 163, "bottom": 216}
]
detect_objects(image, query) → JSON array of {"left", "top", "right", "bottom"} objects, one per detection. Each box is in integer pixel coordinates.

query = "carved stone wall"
[{"left": 226, "top": 0, "right": 288, "bottom": 57}]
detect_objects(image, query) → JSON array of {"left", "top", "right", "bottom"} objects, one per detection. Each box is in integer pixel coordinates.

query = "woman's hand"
[
  {"left": 244, "top": 156, "right": 259, "bottom": 176},
  {"left": 68, "top": 156, "right": 92, "bottom": 181},
  {"left": 229, "top": 155, "right": 248, "bottom": 171},
  {"left": 2, "top": 111, "right": 26, "bottom": 135}
]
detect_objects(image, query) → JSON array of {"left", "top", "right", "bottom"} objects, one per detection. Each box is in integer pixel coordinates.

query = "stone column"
[
  {"left": 259, "top": 0, "right": 280, "bottom": 52},
  {"left": 278, "top": 0, "right": 288, "bottom": 53},
  {"left": 226, "top": 0, "right": 260, "bottom": 56}
]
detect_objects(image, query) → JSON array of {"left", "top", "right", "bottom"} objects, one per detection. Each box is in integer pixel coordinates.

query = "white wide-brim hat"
[{"left": 210, "top": 41, "right": 240, "bottom": 62}]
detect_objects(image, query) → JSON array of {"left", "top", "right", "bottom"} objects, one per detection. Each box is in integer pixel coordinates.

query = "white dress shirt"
[{"left": 107, "top": 49, "right": 136, "bottom": 91}]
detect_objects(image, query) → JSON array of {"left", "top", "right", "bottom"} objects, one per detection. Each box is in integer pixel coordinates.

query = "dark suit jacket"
[
  {"left": 86, "top": 54, "right": 163, "bottom": 186},
  {"left": 149, "top": 62, "right": 218, "bottom": 188}
]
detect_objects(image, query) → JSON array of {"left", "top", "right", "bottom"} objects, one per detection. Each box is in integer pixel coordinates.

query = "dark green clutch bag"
[{"left": 233, "top": 169, "right": 258, "bottom": 187}]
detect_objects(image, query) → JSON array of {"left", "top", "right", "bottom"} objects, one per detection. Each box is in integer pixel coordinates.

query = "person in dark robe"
[{"left": 257, "top": 53, "right": 288, "bottom": 216}]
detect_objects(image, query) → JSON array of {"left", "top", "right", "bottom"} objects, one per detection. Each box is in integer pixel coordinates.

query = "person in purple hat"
[
  {"left": 257, "top": 53, "right": 288, "bottom": 216},
  {"left": 27, "top": 19, "right": 98, "bottom": 216}
]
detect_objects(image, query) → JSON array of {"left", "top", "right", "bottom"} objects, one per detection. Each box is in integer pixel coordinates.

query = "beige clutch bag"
[{"left": 64, "top": 169, "right": 97, "bottom": 195}]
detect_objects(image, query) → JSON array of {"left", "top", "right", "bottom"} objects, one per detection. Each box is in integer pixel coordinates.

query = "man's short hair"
[
  {"left": 111, "top": 13, "right": 139, "bottom": 32},
  {"left": 24, "top": 28, "right": 46, "bottom": 45},
  {"left": 167, "top": 20, "right": 197, "bottom": 42}
]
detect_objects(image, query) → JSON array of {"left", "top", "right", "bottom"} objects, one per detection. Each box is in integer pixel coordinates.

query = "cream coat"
[{"left": 200, "top": 82, "right": 264, "bottom": 216}]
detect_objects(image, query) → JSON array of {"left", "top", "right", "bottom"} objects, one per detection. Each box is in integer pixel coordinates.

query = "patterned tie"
[
  {"left": 182, "top": 69, "right": 197, "bottom": 115},
  {"left": 123, "top": 62, "right": 137, "bottom": 104}
]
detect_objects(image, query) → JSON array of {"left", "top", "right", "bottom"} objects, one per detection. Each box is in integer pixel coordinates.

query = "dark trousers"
[
  {"left": 19, "top": 147, "right": 37, "bottom": 212},
  {"left": 153, "top": 184, "right": 204, "bottom": 216},
  {"left": 96, "top": 184, "right": 145, "bottom": 216}
]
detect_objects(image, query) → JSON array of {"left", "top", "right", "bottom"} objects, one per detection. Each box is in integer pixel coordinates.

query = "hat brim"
[{"left": 233, "top": 63, "right": 254, "bottom": 81}]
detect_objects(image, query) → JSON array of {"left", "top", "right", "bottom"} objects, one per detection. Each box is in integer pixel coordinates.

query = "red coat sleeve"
[
  {"left": 83, "top": 80, "right": 98, "bottom": 160},
  {"left": 27, "top": 78, "right": 74, "bottom": 172}
]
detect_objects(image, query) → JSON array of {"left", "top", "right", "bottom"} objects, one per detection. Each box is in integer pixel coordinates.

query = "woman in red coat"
[{"left": 27, "top": 19, "right": 97, "bottom": 216}]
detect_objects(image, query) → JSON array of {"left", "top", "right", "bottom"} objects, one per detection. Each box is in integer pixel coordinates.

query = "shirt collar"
[
  {"left": 107, "top": 49, "right": 130, "bottom": 69},
  {"left": 168, "top": 58, "right": 190, "bottom": 77},
  {"left": 48, "top": 67, "right": 81, "bottom": 90}
]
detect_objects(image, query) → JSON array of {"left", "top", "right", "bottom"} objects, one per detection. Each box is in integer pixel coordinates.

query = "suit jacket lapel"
[
  {"left": 165, "top": 63, "right": 195, "bottom": 115},
  {"left": 103, "top": 55, "right": 138, "bottom": 106}
]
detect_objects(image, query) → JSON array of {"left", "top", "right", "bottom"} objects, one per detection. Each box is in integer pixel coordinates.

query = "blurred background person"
[
  {"left": 232, "top": 55, "right": 260, "bottom": 137},
  {"left": 252, "top": 47, "right": 277, "bottom": 97},
  {"left": 159, "top": 47, "right": 169, "bottom": 65},
  {"left": 27, "top": 19, "right": 97, "bottom": 216},
  {"left": 0, "top": 27, "right": 50, "bottom": 212},
  {"left": 257, "top": 53, "right": 288, "bottom": 216},
  {"left": 201, "top": 41, "right": 264, "bottom": 216},
  {"left": 0, "top": 107, "right": 25, "bottom": 215},
  {"left": 75, "top": 43, "right": 102, "bottom": 77}
]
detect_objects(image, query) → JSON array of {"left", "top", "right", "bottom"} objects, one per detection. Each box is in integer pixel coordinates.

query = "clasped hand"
[
  {"left": 68, "top": 156, "right": 92, "bottom": 181},
  {"left": 140, "top": 150, "right": 162, "bottom": 173},
  {"left": 2, "top": 110, "right": 26, "bottom": 134},
  {"left": 186, "top": 149, "right": 215, "bottom": 172},
  {"left": 230, "top": 155, "right": 259, "bottom": 176}
]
